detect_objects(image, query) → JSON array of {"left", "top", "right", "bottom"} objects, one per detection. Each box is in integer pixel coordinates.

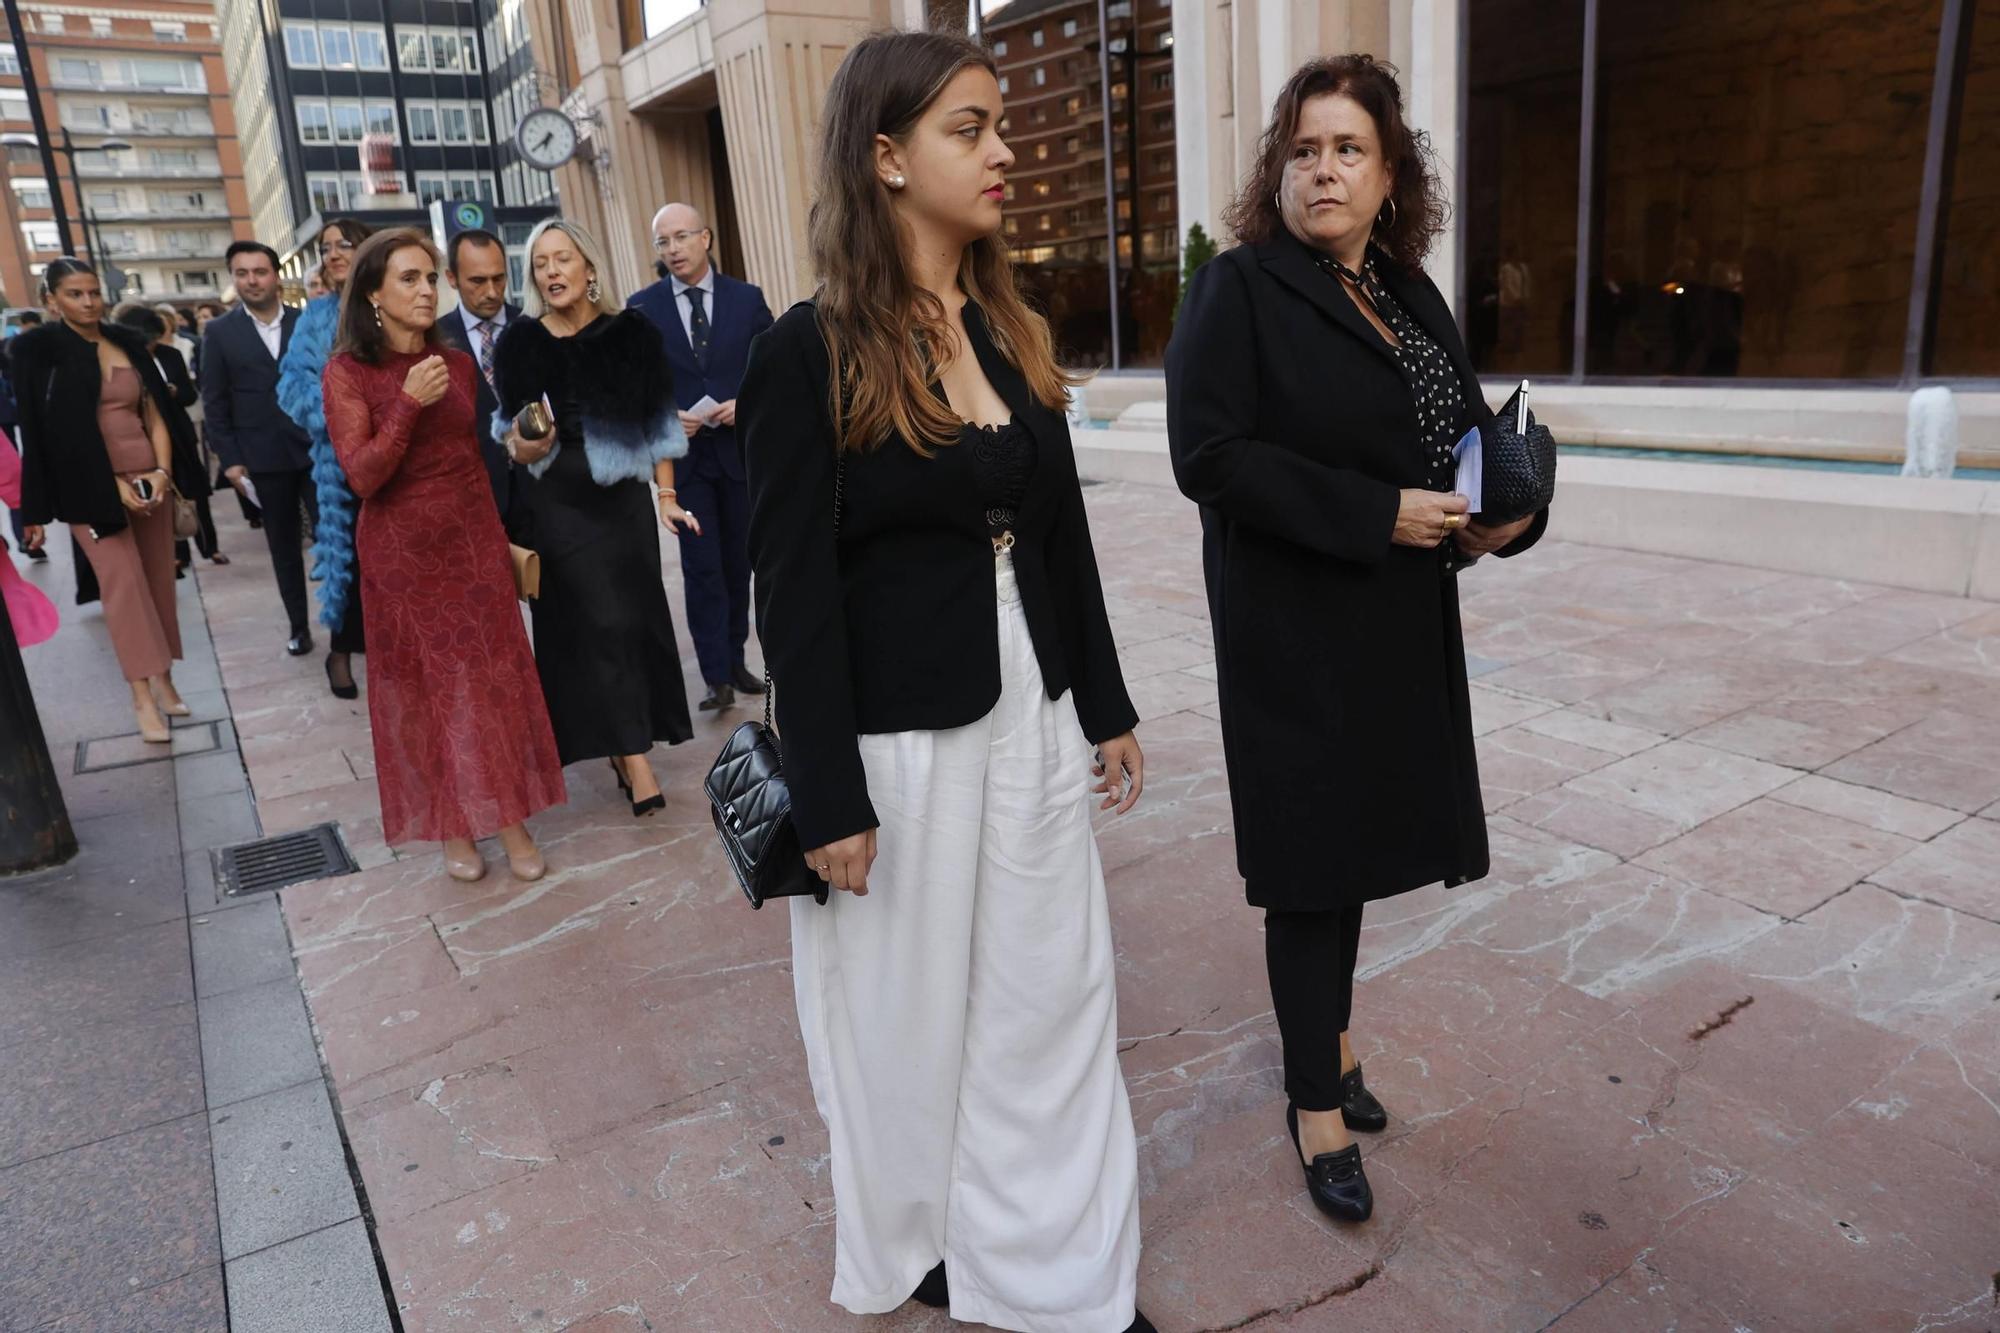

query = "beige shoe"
[
  {"left": 443, "top": 840, "right": 487, "bottom": 882},
  {"left": 495, "top": 825, "right": 545, "bottom": 881}
]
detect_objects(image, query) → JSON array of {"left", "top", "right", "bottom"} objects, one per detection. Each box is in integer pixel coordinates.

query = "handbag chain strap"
[{"left": 763, "top": 448, "right": 844, "bottom": 734}]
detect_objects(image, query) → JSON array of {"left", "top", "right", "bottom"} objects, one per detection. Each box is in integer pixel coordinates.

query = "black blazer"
[
  {"left": 629, "top": 271, "right": 774, "bottom": 483},
  {"left": 1166, "top": 233, "right": 1546, "bottom": 910},
  {"left": 199, "top": 305, "right": 310, "bottom": 475},
  {"left": 435, "top": 302, "right": 521, "bottom": 513},
  {"left": 741, "top": 300, "right": 1136, "bottom": 851},
  {"left": 155, "top": 343, "right": 198, "bottom": 410},
  {"left": 13, "top": 320, "right": 197, "bottom": 534}
]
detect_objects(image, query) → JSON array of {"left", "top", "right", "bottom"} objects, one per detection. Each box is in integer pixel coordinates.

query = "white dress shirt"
[
  {"left": 248, "top": 305, "right": 284, "bottom": 360},
  {"left": 671, "top": 267, "right": 716, "bottom": 343}
]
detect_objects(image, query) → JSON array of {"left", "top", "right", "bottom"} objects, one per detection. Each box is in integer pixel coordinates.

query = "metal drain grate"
[{"left": 216, "top": 823, "right": 357, "bottom": 896}]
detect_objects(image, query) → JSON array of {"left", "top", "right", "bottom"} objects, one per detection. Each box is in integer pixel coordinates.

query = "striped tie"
[{"left": 476, "top": 319, "right": 498, "bottom": 384}]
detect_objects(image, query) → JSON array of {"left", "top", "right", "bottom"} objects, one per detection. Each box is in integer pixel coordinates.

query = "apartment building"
[{"left": 0, "top": 0, "right": 253, "bottom": 309}]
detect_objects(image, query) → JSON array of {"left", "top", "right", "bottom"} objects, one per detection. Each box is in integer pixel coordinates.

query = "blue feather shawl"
[{"left": 274, "top": 295, "right": 357, "bottom": 630}]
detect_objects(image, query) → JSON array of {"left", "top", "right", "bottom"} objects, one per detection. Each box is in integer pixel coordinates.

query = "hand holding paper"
[
  {"left": 687, "top": 395, "right": 724, "bottom": 428},
  {"left": 1452, "top": 425, "right": 1483, "bottom": 516}
]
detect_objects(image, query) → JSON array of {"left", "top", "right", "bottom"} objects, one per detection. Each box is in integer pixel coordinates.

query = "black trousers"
[
  {"left": 1265, "top": 904, "right": 1366, "bottom": 1112},
  {"left": 251, "top": 466, "right": 315, "bottom": 635}
]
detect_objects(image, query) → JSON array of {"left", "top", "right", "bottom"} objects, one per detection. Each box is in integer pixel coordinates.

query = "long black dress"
[{"left": 505, "top": 313, "right": 694, "bottom": 765}]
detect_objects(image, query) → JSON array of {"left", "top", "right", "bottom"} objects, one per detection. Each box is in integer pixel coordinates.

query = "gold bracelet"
[{"left": 658, "top": 488, "right": 677, "bottom": 499}]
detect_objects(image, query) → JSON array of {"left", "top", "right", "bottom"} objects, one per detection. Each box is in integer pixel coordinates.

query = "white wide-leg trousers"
[{"left": 790, "top": 553, "right": 1141, "bottom": 1333}]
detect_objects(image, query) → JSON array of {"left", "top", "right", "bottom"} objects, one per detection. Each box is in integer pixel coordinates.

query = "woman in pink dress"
[
  {"left": 0, "top": 431, "right": 57, "bottom": 647},
  {"left": 321, "top": 229, "right": 566, "bottom": 883}
]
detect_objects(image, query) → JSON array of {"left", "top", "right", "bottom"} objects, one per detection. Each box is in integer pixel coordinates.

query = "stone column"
[{"left": 706, "top": 0, "right": 896, "bottom": 306}]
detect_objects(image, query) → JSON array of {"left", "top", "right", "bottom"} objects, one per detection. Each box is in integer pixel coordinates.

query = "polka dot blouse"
[{"left": 1314, "top": 253, "right": 1466, "bottom": 493}]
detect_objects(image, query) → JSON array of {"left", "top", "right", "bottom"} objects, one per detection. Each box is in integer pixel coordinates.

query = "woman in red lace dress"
[{"left": 322, "top": 229, "right": 566, "bottom": 882}]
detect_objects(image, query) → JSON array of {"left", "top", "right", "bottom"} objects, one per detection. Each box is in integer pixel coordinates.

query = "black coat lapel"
[
  {"left": 1256, "top": 234, "right": 1402, "bottom": 370},
  {"left": 1372, "top": 261, "right": 1486, "bottom": 420},
  {"left": 278, "top": 306, "right": 297, "bottom": 359},
  {"left": 962, "top": 301, "right": 1058, "bottom": 454}
]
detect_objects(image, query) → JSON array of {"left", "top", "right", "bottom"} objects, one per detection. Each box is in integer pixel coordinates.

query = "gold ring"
[{"left": 1444, "top": 513, "right": 1463, "bottom": 529}]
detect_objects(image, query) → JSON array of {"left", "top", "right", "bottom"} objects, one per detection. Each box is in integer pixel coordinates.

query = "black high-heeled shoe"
[
  {"left": 631, "top": 793, "right": 665, "bottom": 817},
  {"left": 911, "top": 1262, "right": 948, "bottom": 1308},
  {"left": 1286, "top": 1102, "right": 1374, "bottom": 1223},
  {"left": 324, "top": 653, "right": 358, "bottom": 701},
  {"left": 908, "top": 1262, "right": 1154, "bottom": 1332},
  {"left": 1340, "top": 1063, "right": 1388, "bottom": 1133}
]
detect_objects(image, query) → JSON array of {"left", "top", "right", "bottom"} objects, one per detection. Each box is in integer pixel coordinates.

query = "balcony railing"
[{"left": 78, "top": 161, "right": 221, "bottom": 178}]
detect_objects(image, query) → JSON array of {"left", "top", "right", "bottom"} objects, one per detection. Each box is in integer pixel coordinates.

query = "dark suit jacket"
[
  {"left": 1165, "top": 232, "right": 1547, "bottom": 910},
  {"left": 434, "top": 302, "right": 521, "bottom": 513},
  {"left": 628, "top": 270, "right": 773, "bottom": 482},
  {"left": 199, "top": 305, "right": 310, "bottom": 475},
  {"left": 741, "top": 299, "right": 1136, "bottom": 852}
]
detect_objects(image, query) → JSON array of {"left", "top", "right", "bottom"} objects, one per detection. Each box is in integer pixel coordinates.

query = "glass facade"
[
  {"left": 979, "top": 0, "right": 1179, "bottom": 370},
  {"left": 1463, "top": 0, "right": 1996, "bottom": 384}
]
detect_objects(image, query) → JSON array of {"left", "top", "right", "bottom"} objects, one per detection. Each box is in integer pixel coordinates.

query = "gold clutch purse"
[{"left": 509, "top": 544, "right": 540, "bottom": 600}]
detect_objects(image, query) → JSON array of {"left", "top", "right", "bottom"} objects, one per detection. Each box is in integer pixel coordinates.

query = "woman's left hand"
[
  {"left": 658, "top": 493, "right": 702, "bottom": 536},
  {"left": 1093, "top": 731, "right": 1145, "bottom": 814},
  {"left": 1456, "top": 514, "right": 1534, "bottom": 559}
]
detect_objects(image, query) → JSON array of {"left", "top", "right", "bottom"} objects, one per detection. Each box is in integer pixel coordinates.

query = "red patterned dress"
[{"left": 324, "top": 346, "right": 566, "bottom": 845}]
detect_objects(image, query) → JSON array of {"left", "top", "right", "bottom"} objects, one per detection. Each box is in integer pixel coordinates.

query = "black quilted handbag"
[
  {"left": 703, "top": 455, "right": 842, "bottom": 909},
  {"left": 1479, "top": 384, "right": 1557, "bottom": 524}
]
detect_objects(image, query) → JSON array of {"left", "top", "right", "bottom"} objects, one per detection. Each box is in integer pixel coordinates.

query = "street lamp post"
[{"left": 0, "top": 129, "right": 132, "bottom": 286}]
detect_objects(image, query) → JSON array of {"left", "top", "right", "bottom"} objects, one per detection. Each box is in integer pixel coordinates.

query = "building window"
[
  {"left": 11, "top": 179, "right": 50, "bottom": 209},
  {"left": 468, "top": 105, "right": 489, "bottom": 142},
  {"left": 999, "top": 75, "right": 1009, "bottom": 93},
  {"left": 0, "top": 89, "right": 27, "bottom": 120},
  {"left": 993, "top": 38, "right": 1007, "bottom": 56},
  {"left": 1151, "top": 108, "right": 1172, "bottom": 131},
  {"left": 415, "top": 173, "right": 448, "bottom": 205},
  {"left": 297, "top": 100, "right": 331, "bottom": 144},
  {"left": 39, "top": 14, "right": 62, "bottom": 33},
  {"left": 461, "top": 34, "right": 480, "bottom": 71},
  {"left": 355, "top": 26, "right": 390, "bottom": 70},
  {"left": 1033, "top": 180, "right": 1050, "bottom": 195},
  {"left": 440, "top": 103, "right": 470, "bottom": 143},
  {"left": 407, "top": 103, "right": 439, "bottom": 143},
  {"left": 0, "top": 44, "right": 16, "bottom": 75},
  {"left": 331, "top": 101, "right": 365, "bottom": 144},
  {"left": 1038, "top": 213, "right": 1051, "bottom": 231},
  {"left": 89, "top": 17, "right": 112, "bottom": 37},
  {"left": 1032, "top": 67, "right": 1047, "bottom": 86},
  {"left": 1062, "top": 18, "right": 1078, "bottom": 36},
  {"left": 1031, "top": 28, "right": 1045, "bottom": 46},
  {"left": 1064, "top": 135, "right": 1079, "bottom": 153},
  {"left": 1064, "top": 95, "right": 1082, "bottom": 114},
  {"left": 21, "top": 221, "right": 58, "bottom": 251},
  {"left": 175, "top": 271, "right": 218, "bottom": 294},
  {"left": 365, "top": 100, "right": 398, "bottom": 141},
  {"left": 152, "top": 22, "right": 188, "bottom": 42},
  {"left": 1036, "top": 142, "right": 1049, "bottom": 160},
  {"left": 321, "top": 25, "right": 356, "bottom": 69},
  {"left": 284, "top": 22, "right": 321, "bottom": 68},
  {"left": 1150, "top": 69, "right": 1172, "bottom": 91},
  {"left": 397, "top": 27, "right": 429, "bottom": 70}
]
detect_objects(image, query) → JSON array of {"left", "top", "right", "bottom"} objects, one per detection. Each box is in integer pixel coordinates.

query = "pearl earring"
[
  {"left": 371, "top": 303, "right": 382, "bottom": 327},
  {"left": 890, "top": 174, "right": 906, "bottom": 190}
]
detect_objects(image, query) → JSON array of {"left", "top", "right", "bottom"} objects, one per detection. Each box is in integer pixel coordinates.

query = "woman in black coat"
[
  {"left": 15, "top": 259, "right": 201, "bottom": 740},
  {"left": 1166, "top": 55, "right": 1547, "bottom": 1225}
]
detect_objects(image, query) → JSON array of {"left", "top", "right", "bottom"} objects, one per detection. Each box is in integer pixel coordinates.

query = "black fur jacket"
[{"left": 490, "top": 308, "right": 687, "bottom": 486}]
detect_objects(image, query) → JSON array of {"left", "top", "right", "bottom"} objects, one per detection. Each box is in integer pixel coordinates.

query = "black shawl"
[{"left": 12, "top": 320, "right": 200, "bottom": 536}]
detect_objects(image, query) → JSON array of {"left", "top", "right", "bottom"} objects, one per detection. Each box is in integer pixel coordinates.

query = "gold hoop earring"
[{"left": 1378, "top": 196, "right": 1398, "bottom": 231}]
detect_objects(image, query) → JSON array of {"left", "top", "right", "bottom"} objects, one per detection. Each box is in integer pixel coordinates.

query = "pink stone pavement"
[{"left": 191, "top": 483, "right": 2000, "bottom": 1332}]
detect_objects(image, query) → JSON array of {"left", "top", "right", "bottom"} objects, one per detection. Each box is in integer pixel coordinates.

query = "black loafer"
[
  {"left": 285, "top": 631, "right": 313, "bottom": 657},
  {"left": 1341, "top": 1063, "right": 1388, "bottom": 1133},
  {"left": 730, "top": 664, "right": 766, "bottom": 694},
  {"left": 911, "top": 1261, "right": 948, "bottom": 1308},
  {"left": 698, "top": 683, "right": 736, "bottom": 712},
  {"left": 1286, "top": 1103, "right": 1374, "bottom": 1223}
]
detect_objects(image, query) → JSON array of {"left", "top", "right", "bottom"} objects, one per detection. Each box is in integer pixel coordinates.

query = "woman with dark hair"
[
  {"left": 1166, "top": 55, "right": 1549, "bottom": 1224},
  {"left": 740, "top": 31, "right": 1152, "bottom": 1331},
  {"left": 278, "top": 215, "right": 373, "bottom": 698},
  {"left": 13, "top": 258, "right": 194, "bottom": 740},
  {"left": 112, "top": 302, "right": 220, "bottom": 570},
  {"left": 321, "top": 229, "right": 564, "bottom": 883},
  {"left": 492, "top": 217, "right": 696, "bottom": 816}
]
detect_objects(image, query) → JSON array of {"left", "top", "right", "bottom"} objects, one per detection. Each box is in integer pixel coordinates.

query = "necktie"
[
  {"left": 685, "top": 286, "right": 710, "bottom": 365},
  {"left": 476, "top": 318, "right": 498, "bottom": 384}
]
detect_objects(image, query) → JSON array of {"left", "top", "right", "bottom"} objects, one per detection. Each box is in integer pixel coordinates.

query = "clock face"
[{"left": 516, "top": 109, "right": 578, "bottom": 170}]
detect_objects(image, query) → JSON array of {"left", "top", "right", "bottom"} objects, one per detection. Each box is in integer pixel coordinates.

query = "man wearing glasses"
[{"left": 630, "top": 202, "right": 774, "bottom": 712}]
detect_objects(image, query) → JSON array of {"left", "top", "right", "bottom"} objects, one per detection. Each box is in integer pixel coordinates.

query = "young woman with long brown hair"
[{"left": 741, "top": 29, "right": 1153, "bottom": 1333}]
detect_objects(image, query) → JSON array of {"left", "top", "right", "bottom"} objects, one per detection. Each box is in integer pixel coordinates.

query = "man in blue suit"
[
  {"left": 433, "top": 228, "right": 520, "bottom": 518},
  {"left": 629, "top": 202, "right": 774, "bottom": 712}
]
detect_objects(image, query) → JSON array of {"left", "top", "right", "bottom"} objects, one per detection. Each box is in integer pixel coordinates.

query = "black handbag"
[
  {"left": 704, "top": 455, "right": 843, "bottom": 909},
  {"left": 1478, "top": 384, "right": 1557, "bottom": 524}
]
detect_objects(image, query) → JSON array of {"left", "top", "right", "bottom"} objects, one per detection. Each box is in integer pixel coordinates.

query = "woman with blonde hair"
[
  {"left": 492, "top": 217, "right": 696, "bottom": 815},
  {"left": 741, "top": 29, "right": 1152, "bottom": 1331}
]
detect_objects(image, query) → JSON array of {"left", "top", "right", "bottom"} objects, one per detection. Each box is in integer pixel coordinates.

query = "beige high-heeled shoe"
[
  {"left": 495, "top": 826, "right": 545, "bottom": 882},
  {"left": 442, "top": 840, "right": 487, "bottom": 882},
  {"left": 152, "top": 675, "right": 190, "bottom": 717}
]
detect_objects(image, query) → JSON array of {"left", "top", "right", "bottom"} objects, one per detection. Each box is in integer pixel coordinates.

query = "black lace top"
[
  {"left": 1313, "top": 253, "right": 1465, "bottom": 491},
  {"left": 963, "top": 416, "right": 1036, "bottom": 540}
]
